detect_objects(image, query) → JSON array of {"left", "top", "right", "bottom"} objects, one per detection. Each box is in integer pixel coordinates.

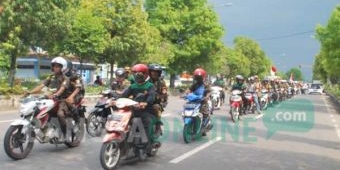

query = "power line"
[
  {"left": 226, "top": 30, "right": 315, "bottom": 43},
  {"left": 255, "top": 30, "right": 315, "bottom": 41}
]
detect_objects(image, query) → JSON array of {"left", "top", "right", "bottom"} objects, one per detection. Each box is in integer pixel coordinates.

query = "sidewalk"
[{"left": 0, "top": 95, "right": 102, "bottom": 113}]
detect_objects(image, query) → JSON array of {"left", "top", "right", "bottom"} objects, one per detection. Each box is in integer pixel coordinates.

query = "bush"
[
  {"left": 325, "top": 84, "right": 340, "bottom": 100},
  {"left": 85, "top": 85, "right": 107, "bottom": 95}
]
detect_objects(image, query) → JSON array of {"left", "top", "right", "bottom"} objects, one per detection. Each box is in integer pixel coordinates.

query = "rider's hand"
[
  {"left": 66, "top": 97, "right": 74, "bottom": 104},
  {"left": 138, "top": 102, "right": 147, "bottom": 109},
  {"left": 22, "top": 91, "right": 30, "bottom": 98},
  {"left": 107, "top": 100, "right": 116, "bottom": 108}
]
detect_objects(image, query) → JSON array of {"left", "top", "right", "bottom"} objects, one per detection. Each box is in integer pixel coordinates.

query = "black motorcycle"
[{"left": 86, "top": 89, "right": 118, "bottom": 137}]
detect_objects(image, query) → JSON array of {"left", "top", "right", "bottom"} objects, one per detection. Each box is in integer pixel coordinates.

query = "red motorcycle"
[
  {"left": 99, "top": 98, "right": 161, "bottom": 170},
  {"left": 229, "top": 90, "right": 243, "bottom": 122},
  {"left": 244, "top": 92, "right": 256, "bottom": 114}
]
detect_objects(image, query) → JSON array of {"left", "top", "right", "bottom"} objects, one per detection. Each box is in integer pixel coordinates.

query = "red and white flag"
[{"left": 270, "top": 66, "right": 276, "bottom": 76}]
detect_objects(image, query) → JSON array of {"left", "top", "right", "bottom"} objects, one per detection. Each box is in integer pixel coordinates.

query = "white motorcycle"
[
  {"left": 3, "top": 95, "right": 85, "bottom": 160},
  {"left": 210, "top": 86, "right": 223, "bottom": 110},
  {"left": 260, "top": 89, "right": 269, "bottom": 110}
]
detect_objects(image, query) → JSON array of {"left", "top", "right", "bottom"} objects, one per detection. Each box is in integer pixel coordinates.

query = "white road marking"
[
  {"left": 169, "top": 136, "right": 222, "bottom": 164},
  {"left": 323, "top": 97, "right": 340, "bottom": 140},
  {"left": 254, "top": 114, "right": 264, "bottom": 120},
  {"left": 0, "top": 119, "right": 16, "bottom": 123}
]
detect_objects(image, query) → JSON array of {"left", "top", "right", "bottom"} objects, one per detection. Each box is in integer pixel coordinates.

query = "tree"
[
  {"left": 0, "top": 0, "right": 75, "bottom": 86},
  {"left": 286, "top": 67, "right": 303, "bottom": 81},
  {"left": 233, "top": 36, "right": 271, "bottom": 77},
  {"left": 64, "top": 5, "right": 108, "bottom": 69},
  {"left": 90, "top": 0, "right": 161, "bottom": 81},
  {"left": 145, "top": 0, "right": 224, "bottom": 87},
  {"left": 312, "top": 52, "right": 328, "bottom": 83},
  {"left": 315, "top": 5, "right": 340, "bottom": 84}
]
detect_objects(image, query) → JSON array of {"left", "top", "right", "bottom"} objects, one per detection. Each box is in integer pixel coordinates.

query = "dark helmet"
[
  {"left": 235, "top": 75, "right": 244, "bottom": 83},
  {"left": 132, "top": 63, "right": 149, "bottom": 83},
  {"left": 148, "top": 64, "right": 162, "bottom": 75},
  {"left": 115, "top": 68, "right": 126, "bottom": 77},
  {"left": 65, "top": 60, "right": 74, "bottom": 77}
]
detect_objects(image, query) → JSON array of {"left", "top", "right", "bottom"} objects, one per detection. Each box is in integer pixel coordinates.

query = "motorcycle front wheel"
[
  {"left": 4, "top": 125, "right": 34, "bottom": 160},
  {"left": 183, "top": 123, "right": 194, "bottom": 143},
  {"left": 100, "top": 141, "right": 121, "bottom": 170}
]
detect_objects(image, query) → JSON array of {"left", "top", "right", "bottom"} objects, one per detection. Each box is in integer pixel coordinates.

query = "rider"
[
  {"left": 25, "top": 56, "right": 70, "bottom": 140},
  {"left": 231, "top": 75, "right": 247, "bottom": 115},
  {"left": 119, "top": 64, "right": 157, "bottom": 142},
  {"left": 247, "top": 76, "right": 262, "bottom": 114},
  {"left": 111, "top": 68, "right": 131, "bottom": 95},
  {"left": 64, "top": 60, "right": 85, "bottom": 123},
  {"left": 148, "top": 64, "right": 168, "bottom": 136},
  {"left": 213, "top": 73, "right": 226, "bottom": 103},
  {"left": 124, "top": 66, "right": 135, "bottom": 84},
  {"left": 184, "top": 68, "right": 211, "bottom": 132}
]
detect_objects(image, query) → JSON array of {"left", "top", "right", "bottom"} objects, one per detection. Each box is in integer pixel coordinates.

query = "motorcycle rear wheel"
[
  {"left": 100, "top": 141, "right": 121, "bottom": 170},
  {"left": 86, "top": 111, "right": 104, "bottom": 137}
]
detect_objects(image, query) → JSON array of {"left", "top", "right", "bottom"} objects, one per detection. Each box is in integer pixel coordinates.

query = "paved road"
[{"left": 0, "top": 94, "right": 340, "bottom": 170}]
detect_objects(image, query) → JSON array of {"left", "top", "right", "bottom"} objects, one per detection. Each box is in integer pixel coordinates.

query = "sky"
[{"left": 209, "top": 0, "right": 339, "bottom": 81}]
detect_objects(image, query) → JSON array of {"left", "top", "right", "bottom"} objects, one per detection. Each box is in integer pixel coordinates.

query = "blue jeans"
[{"left": 253, "top": 93, "right": 261, "bottom": 112}]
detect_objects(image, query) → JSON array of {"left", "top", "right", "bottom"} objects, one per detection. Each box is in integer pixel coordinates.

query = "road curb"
[
  {"left": 0, "top": 95, "right": 102, "bottom": 113},
  {"left": 325, "top": 91, "right": 340, "bottom": 112}
]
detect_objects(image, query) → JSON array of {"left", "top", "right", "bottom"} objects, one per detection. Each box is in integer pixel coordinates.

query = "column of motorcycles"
[
  {"left": 229, "top": 86, "right": 297, "bottom": 122},
  {"left": 3, "top": 85, "right": 295, "bottom": 169}
]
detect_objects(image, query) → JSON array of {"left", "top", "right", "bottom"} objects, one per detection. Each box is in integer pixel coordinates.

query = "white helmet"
[{"left": 51, "top": 56, "right": 67, "bottom": 73}]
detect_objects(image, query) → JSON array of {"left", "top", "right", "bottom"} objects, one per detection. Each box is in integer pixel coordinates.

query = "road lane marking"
[
  {"left": 0, "top": 119, "right": 16, "bottom": 123},
  {"left": 323, "top": 97, "right": 340, "bottom": 140},
  {"left": 254, "top": 114, "right": 264, "bottom": 120},
  {"left": 169, "top": 136, "right": 222, "bottom": 164}
]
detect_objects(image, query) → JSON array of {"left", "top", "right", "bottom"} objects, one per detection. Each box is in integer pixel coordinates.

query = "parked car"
[{"left": 308, "top": 83, "right": 323, "bottom": 95}]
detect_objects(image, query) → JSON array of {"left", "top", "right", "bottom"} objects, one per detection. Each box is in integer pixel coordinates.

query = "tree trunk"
[
  {"left": 110, "top": 61, "right": 115, "bottom": 84},
  {"left": 169, "top": 74, "right": 176, "bottom": 88},
  {"left": 8, "top": 54, "right": 17, "bottom": 87}
]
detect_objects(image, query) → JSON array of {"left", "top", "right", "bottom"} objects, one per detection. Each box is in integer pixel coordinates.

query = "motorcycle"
[
  {"left": 4, "top": 95, "right": 85, "bottom": 160},
  {"left": 182, "top": 99, "right": 213, "bottom": 143},
  {"left": 260, "top": 89, "right": 269, "bottom": 110},
  {"left": 229, "top": 90, "right": 243, "bottom": 122},
  {"left": 210, "top": 86, "right": 223, "bottom": 110},
  {"left": 244, "top": 92, "right": 256, "bottom": 114},
  {"left": 86, "top": 89, "right": 118, "bottom": 137},
  {"left": 100, "top": 97, "right": 161, "bottom": 170}
]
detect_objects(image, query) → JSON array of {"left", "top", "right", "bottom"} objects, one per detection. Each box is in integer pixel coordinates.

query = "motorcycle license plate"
[{"left": 106, "top": 112, "right": 131, "bottom": 132}]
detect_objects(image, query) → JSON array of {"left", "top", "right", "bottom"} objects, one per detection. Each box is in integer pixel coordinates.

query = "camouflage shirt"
[{"left": 43, "top": 74, "right": 70, "bottom": 98}]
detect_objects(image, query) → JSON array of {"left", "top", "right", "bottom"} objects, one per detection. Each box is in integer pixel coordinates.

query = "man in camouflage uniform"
[
  {"left": 111, "top": 68, "right": 131, "bottom": 95},
  {"left": 64, "top": 61, "right": 85, "bottom": 122},
  {"left": 148, "top": 64, "right": 168, "bottom": 135},
  {"left": 26, "top": 57, "right": 71, "bottom": 140}
]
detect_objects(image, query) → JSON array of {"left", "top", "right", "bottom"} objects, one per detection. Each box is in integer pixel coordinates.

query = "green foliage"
[
  {"left": 84, "top": 85, "right": 107, "bottom": 95},
  {"left": 145, "top": 0, "right": 224, "bottom": 75},
  {"left": 65, "top": 4, "right": 108, "bottom": 62},
  {"left": 0, "top": 0, "right": 76, "bottom": 86},
  {"left": 324, "top": 84, "right": 340, "bottom": 99},
  {"left": 233, "top": 36, "right": 272, "bottom": 77},
  {"left": 315, "top": 5, "right": 340, "bottom": 84},
  {"left": 286, "top": 67, "right": 303, "bottom": 81}
]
